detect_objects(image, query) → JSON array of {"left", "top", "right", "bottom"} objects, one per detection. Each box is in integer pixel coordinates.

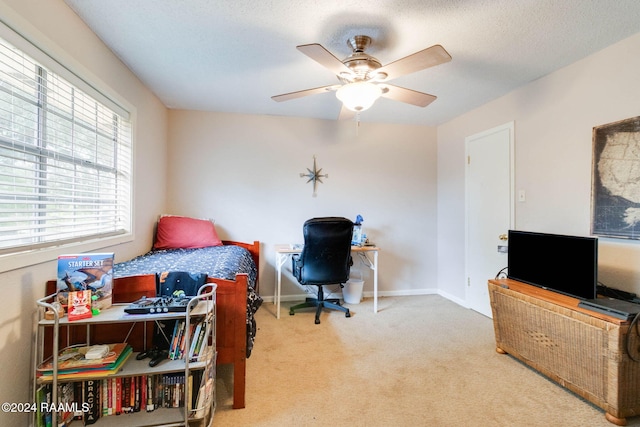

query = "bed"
[
  {"left": 114, "top": 241, "right": 260, "bottom": 409},
  {"left": 45, "top": 216, "right": 261, "bottom": 410}
]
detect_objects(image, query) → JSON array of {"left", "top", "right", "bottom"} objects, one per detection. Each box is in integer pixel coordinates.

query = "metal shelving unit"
[{"left": 33, "top": 285, "right": 217, "bottom": 427}]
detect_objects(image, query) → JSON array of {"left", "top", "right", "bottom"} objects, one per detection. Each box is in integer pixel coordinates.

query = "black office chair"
[{"left": 290, "top": 217, "right": 354, "bottom": 324}]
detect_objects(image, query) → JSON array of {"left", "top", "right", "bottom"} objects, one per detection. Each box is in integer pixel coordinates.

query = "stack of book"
[
  {"left": 37, "top": 343, "right": 132, "bottom": 381},
  {"left": 35, "top": 371, "right": 209, "bottom": 426},
  {"left": 168, "top": 318, "right": 210, "bottom": 361}
]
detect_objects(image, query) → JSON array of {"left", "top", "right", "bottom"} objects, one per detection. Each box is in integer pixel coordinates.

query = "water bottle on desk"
[{"left": 352, "top": 214, "right": 364, "bottom": 246}]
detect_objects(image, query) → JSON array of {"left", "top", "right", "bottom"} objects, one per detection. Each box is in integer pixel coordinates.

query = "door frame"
[{"left": 464, "top": 121, "right": 515, "bottom": 314}]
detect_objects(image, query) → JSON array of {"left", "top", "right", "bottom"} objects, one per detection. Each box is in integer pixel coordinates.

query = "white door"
[{"left": 465, "top": 122, "right": 514, "bottom": 317}]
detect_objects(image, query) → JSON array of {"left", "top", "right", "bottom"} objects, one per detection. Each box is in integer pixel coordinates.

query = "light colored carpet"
[{"left": 214, "top": 295, "right": 640, "bottom": 426}]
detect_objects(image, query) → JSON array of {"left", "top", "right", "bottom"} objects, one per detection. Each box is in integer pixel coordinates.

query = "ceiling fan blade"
[
  {"left": 375, "top": 44, "right": 451, "bottom": 81},
  {"left": 380, "top": 84, "right": 437, "bottom": 107},
  {"left": 297, "top": 43, "right": 354, "bottom": 77},
  {"left": 338, "top": 104, "right": 356, "bottom": 121},
  {"left": 272, "top": 84, "right": 341, "bottom": 102}
]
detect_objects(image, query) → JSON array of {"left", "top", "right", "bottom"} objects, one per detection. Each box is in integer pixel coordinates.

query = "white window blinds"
[{"left": 0, "top": 36, "right": 132, "bottom": 254}]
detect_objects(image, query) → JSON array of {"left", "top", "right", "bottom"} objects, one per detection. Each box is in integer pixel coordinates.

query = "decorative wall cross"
[{"left": 300, "top": 155, "right": 328, "bottom": 197}]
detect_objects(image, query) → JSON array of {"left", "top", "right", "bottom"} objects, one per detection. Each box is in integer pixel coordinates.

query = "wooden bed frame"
[{"left": 44, "top": 240, "right": 259, "bottom": 410}]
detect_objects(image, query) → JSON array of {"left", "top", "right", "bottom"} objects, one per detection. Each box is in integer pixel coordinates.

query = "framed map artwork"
[{"left": 591, "top": 116, "right": 640, "bottom": 239}]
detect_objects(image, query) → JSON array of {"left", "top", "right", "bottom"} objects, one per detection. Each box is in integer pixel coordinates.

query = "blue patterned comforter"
[{"left": 113, "top": 245, "right": 262, "bottom": 357}]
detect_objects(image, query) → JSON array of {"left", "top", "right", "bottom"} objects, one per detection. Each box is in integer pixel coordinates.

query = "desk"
[{"left": 274, "top": 244, "right": 380, "bottom": 319}]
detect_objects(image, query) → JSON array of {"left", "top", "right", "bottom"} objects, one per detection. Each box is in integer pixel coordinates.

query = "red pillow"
[{"left": 153, "top": 215, "right": 222, "bottom": 250}]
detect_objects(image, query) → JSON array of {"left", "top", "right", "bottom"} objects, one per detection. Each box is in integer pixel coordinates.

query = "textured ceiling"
[{"left": 63, "top": 0, "right": 640, "bottom": 126}]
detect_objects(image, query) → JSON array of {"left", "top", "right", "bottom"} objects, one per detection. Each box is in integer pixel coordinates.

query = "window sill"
[{"left": 0, "top": 233, "right": 134, "bottom": 274}]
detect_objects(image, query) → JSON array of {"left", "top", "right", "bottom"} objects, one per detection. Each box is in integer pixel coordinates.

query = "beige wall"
[
  {"left": 166, "top": 110, "right": 439, "bottom": 300},
  {"left": 0, "top": 1, "right": 168, "bottom": 426},
  {"left": 437, "top": 32, "right": 640, "bottom": 300}
]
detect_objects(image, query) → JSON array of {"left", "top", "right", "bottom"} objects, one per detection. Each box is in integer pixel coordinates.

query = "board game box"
[{"left": 57, "top": 253, "right": 115, "bottom": 312}]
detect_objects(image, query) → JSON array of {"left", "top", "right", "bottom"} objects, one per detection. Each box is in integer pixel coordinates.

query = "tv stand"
[{"left": 489, "top": 279, "right": 640, "bottom": 426}]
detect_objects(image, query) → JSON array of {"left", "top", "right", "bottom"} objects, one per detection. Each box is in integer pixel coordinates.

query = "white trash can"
[{"left": 343, "top": 278, "right": 364, "bottom": 304}]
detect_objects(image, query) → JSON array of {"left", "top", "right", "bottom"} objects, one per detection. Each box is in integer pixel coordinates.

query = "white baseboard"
[
  {"left": 260, "top": 288, "right": 468, "bottom": 308},
  {"left": 435, "top": 289, "right": 469, "bottom": 308}
]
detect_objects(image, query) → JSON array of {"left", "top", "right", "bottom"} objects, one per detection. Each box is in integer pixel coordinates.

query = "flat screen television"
[{"left": 507, "top": 230, "right": 598, "bottom": 300}]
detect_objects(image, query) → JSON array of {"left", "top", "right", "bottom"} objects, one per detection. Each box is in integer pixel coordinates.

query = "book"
[
  {"left": 191, "top": 319, "right": 208, "bottom": 360},
  {"left": 146, "top": 375, "right": 155, "bottom": 412},
  {"left": 131, "top": 376, "right": 141, "bottom": 412},
  {"left": 122, "top": 377, "right": 131, "bottom": 414},
  {"left": 102, "top": 379, "right": 108, "bottom": 417},
  {"left": 193, "top": 319, "right": 211, "bottom": 359},
  {"left": 57, "top": 382, "right": 75, "bottom": 425},
  {"left": 106, "top": 378, "right": 116, "bottom": 415},
  {"left": 169, "top": 319, "right": 184, "bottom": 360},
  {"left": 73, "top": 382, "right": 84, "bottom": 420},
  {"left": 193, "top": 380, "right": 207, "bottom": 419},
  {"left": 57, "top": 252, "right": 114, "bottom": 312},
  {"left": 184, "top": 369, "right": 203, "bottom": 417},
  {"left": 178, "top": 322, "right": 196, "bottom": 360},
  {"left": 83, "top": 379, "right": 100, "bottom": 425},
  {"left": 115, "top": 377, "right": 122, "bottom": 415},
  {"left": 35, "top": 384, "right": 52, "bottom": 427},
  {"left": 188, "top": 321, "right": 203, "bottom": 360},
  {"left": 140, "top": 375, "right": 147, "bottom": 413}
]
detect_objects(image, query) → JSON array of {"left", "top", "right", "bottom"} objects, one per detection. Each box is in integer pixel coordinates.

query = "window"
[{"left": 0, "top": 36, "right": 132, "bottom": 256}]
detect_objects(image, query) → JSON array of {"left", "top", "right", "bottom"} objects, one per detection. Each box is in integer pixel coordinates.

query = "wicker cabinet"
[{"left": 488, "top": 279, "right": 640, "bottom": 426}]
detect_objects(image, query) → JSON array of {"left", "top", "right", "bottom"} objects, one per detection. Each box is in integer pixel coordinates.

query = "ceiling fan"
[{"left": 271, "top": 35, "right": 451, "bottom": 120}]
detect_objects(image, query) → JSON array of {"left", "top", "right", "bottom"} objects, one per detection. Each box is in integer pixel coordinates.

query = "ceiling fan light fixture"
[{"left": 336, "top": 81, "right": 382, "bottom": 112}]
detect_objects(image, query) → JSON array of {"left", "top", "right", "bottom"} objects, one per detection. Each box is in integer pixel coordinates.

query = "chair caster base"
[{"left": 289, "top": 287, "right": 352, "bottom": 323}]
